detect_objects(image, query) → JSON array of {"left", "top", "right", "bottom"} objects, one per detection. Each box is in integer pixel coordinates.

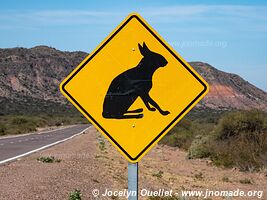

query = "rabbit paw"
[
  {"left": 149, "top": 107, "right": 156, "bottom": 111},
  {"left": 161, "top": 111, "right": 170, "bottom": 116}
]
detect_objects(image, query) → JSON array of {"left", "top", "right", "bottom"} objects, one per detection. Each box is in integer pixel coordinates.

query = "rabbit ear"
[
  {"left": 139, "top": 42, "right": 150, "bottom": 56},
  {"left": 138, "top": 43, "right": 146, "bottom": 56},
  {"left": 142, "top": 42, "right": 150, "bottom": 53}
]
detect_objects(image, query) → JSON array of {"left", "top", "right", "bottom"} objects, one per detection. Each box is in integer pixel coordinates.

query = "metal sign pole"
[{"left": 128, "top": 162, "right": 138, "bottom": 200}]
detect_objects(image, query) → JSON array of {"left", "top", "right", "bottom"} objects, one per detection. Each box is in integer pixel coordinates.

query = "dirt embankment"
[{"left": 0, "top": 126, "right": 266, "bottom": 200}]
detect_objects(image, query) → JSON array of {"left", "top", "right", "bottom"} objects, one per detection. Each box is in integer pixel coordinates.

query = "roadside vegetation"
[
  {"left": 1, "top": 105, "right": 266, "bottom": 172},
  {"left": 37, "top": 156, "right": 61, "bottom": 163},
  {"left": 69, "top": 189, "right": 82, "bottom": 200},
  {"left": 152, "top": 170, "right": 164, "bottom": 178},
  {"left": 161, "top": 109, "right": 267, "bottom": 171},
  {"left": 0, "top": 114, "right": 87, "bottom": 136}
]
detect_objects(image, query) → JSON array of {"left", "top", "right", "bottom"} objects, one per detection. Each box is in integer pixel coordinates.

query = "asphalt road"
[{"left": 0, "top": 124, "right": 90, "bottom": 163}]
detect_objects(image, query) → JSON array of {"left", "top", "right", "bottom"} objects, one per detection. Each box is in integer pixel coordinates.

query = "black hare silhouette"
[{"left": 102, "top": 42, "right": 170, "bottom": 119}]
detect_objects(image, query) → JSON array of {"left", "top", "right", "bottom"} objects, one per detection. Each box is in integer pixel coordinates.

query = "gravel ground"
[{"left": 0, "top": 126, "right": 266, "bottom": 200}]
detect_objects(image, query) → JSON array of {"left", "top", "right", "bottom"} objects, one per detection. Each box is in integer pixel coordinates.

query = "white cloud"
[
  {"left": 0, "top": 5, "right": 267, "bottom": 32},
  {"left": 141, "top": 5, "right": 210, "bottom": 17},
  {"left": 139, "top": 5, "right": 267, "bottom": 33},
  {"left": 0, "top": 10, "right": 124, "bottom": 27},
  {"left": 141, "top": 5, "right": 267, "bottom": 20}
]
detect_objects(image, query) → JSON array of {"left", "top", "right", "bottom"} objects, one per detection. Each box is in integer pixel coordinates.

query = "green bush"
[
  {"left": 160, "top": 119, "right": 194, "bottom": 150},
  {"left": 0, "top": 114, "right": 88, "bottom": 136},
  {"left": 222, "top": 176, "right": 230, "bottom": 182},
  {"left": 12, "top": 116, "right": 29, "bottom": 125},
  {"left": 163, "top": 110, "right": 267, "bottom": 171},
  {"left": 188, "top": 135, "right": 212, "bottom": 159},
  {"left": 0, "top": 125, "right": 6, "bottom": 135},
  {"left": 161, "top": 118, "right": 215, "bottom": 151},
  {"left": 69, "top": 189, "right": 82, "bottom": 200},
  {"left": 210, "top": 110, "right": 267, "bottom": 170},
  {"left": 239, "top": 178, "right": 253, "bottom": 184},
  {"left": 194, "top": 172, "right": 204, "bottom": 180},
  {"left": 152, "top": 170, "right": 164, "bottom": 178},
  {"left": 216, "top": 110, "right": 265, "bottom": 140},
  {"left": 37, "top": 156, "right": 61, "bottom": 163}
]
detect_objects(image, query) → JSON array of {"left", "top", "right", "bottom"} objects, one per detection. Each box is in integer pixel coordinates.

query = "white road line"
[
  {"left": 0, "top": 126, "right": 90, "bottom": 165},
  {"left": 10, "top": 142, "right": 14, "bottom": 144},
  {"left": 18, "top": 140, "right": 22, "bottom": 142},
  {"left": 0, "top": 144, "right": 4, "bottom": 146}
]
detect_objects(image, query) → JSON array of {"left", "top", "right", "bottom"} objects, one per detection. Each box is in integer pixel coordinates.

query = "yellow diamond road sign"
[{"left": 60, "top": 13, "right": 209, "bottom": 163}]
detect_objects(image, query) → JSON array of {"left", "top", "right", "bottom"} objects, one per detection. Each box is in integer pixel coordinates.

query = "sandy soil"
[{"left": 0, "top": 126, "right": 266, "bottom": 200}]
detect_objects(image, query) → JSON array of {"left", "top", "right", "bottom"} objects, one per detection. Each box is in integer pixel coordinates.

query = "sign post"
[{"left": 128, "top": 162, "right": 138, "bottom": 200}]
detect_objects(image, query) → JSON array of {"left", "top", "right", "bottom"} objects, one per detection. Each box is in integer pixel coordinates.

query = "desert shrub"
[
  {"left": 18, "top": 121, "right": 37, "bottom": 133},
  {"left": 239, "top": 178, "right": 253, "bottom": 184},
  {"left": 7, "top": 116, "right": 38, "bottom": 134},
  {"left": 152, "top": 170, "right": 164, "bottom": 178},
  {"left": 222, "top": 176, "right": 230, "bottom": 182},
  {"left": 161, "top": 118, "right": 215, "bottom": 151},
  {"left": 12, "top": 116, "right": 28, "bottom": 125},
  {"left": 153, "top": 109, "right": 265, "bottom": 171},
  {"left": 216, "top": 110, "right": 265, "bottom": 140},
  {"left": 37, "top": 156, "right": 61, "bottom": 163},
  {"left": 160, "top": 119, "right": 194, "bottom": 150},
  {"left": 0, "top": 114, "right": 88, "bottom": 136},
  {"left": 0, "top": 125, "right": 6, "bottom": 136},
  {"left": 69, "top": 189, "right": 82, "bottom": 200},
  {"left": 188, "top": 135, "right": 212, "bottom": 159},
  {"left": 210, "top": 110, "right": 267, "bottom": 170},
  {"left": 187, "top": 107, "right": 226, "bottom": 123},
  {"left": 99, "top": 140, "right": 106, "bottom": 151},
  {"left": 194, "top": 172, "right": 204, "bottom": 180},
  {"left": 55, "top": 121, "right": 62, "bottom": 126}
]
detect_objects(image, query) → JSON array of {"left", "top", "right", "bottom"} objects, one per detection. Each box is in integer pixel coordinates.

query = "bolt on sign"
[{"left": 60, "top": 13, "right": 209, "bottom": 163}]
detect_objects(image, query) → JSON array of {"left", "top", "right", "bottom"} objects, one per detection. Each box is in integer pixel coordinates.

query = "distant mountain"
[
  {"left": 190, "top": 62, "right": 267, "bottom": 112},
  {"left": 0, "top": 46, "right": 266, "bottom": 115},
  {"left": 0, "top": 46, "right": 86, "bottom": 115}
]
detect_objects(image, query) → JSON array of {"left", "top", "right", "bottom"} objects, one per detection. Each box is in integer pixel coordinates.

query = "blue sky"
[{"left": 0, "top": 0, "right": 267, "bottom": 91}]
